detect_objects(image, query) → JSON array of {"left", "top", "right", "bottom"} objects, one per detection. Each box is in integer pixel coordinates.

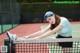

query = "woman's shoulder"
[{"left": 60, "top": 17, "right": 68, "bottom": 21}]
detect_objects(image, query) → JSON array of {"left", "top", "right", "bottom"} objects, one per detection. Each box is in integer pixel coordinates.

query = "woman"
[{"left": 6, "top": 11, "right": 73, "bottom": 53}]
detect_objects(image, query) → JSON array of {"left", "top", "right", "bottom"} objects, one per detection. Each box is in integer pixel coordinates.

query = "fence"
[
  {"left": 0, "top": 2, "right": 80, "bottom": 33},
  {"left": 0, "top": 0, "right": 20, "bottom": 34},
  {"left": 19, "top": 2, "right": 80, "bottom": 23}
]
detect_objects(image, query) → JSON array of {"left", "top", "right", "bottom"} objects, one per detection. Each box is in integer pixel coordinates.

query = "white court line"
[{"left": 41, "top": 26, "right": 43, "bottom": 30}]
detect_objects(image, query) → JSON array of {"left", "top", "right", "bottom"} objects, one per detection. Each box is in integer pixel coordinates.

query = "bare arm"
[
  {"left": 35, "top": 25, "right": 63, "bottom": 38},
  {"left": 24, "top": 24, "right": 51, "bottom": 38}
]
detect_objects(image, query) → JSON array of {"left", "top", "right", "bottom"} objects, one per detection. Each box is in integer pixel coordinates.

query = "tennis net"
[{"left": 5, "top": 38, "right": 80, "bottom": 53}]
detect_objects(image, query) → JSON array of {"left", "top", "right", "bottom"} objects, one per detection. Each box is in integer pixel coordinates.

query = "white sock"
[{"left": 12, "top": 34, "right": 17, "bottom": 40}]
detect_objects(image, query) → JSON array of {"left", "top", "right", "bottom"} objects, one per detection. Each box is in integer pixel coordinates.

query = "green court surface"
[
  {"left": 0, "top": 24, "right": 18, "bottom": 33},
  {"left": 41, "top": 24, "right": 80, "bottom": 38}
]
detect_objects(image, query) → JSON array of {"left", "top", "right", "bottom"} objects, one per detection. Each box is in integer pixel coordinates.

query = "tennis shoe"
[{"left": 6, "top": 31, "right": 17, "bottom": 41}]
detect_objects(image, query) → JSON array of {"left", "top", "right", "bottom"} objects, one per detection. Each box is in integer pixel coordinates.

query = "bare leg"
[
  {"left": 17, "top": 37, "right": 27, "bottom": 40},
  {"left": 17, "top": 37, "right": 37, "bottom": 40}
]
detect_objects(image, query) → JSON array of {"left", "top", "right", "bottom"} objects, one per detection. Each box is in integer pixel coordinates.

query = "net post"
[
  {"left": 11, "top": 40, "right": 16, "bottom": 53},
  {"left": 4, "top": 39, "right": 10, "bottom": 53},
  {"left": 4, "top": 39, "right": 16, "bottom": 53}
]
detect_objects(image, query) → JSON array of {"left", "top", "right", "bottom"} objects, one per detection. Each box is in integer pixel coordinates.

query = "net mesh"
[{"left": 11, "top": 38, "right": 80, "bottom": 53}]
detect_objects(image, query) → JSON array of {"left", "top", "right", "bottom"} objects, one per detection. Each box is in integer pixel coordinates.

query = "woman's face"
[{"left": 46, "top": 15, "right": 55, "bottom": 24}]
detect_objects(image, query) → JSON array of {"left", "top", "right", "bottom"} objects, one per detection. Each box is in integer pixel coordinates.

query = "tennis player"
[{"left": 6, "top": 11, "right": 72, "bottom": 53}]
